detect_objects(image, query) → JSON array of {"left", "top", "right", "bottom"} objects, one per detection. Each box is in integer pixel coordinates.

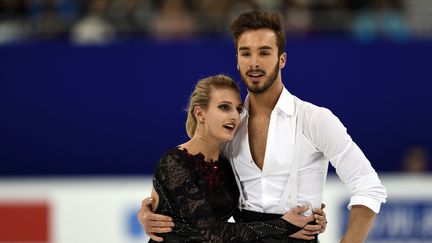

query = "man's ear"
[{"left": 279, "top": 52, "right": 287, "bottom": 69}]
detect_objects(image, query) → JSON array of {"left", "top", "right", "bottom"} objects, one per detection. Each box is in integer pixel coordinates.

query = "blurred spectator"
[
  {"left": 351, "top": 0, "right": 409, "bottom": 42},
  {"left": 403, "top": 0, "right": 432, "bottom": 38},
  {"left": 2, "top": 0, "right": 432, "bottom": 42},
  {"left": 105, "top": 0, "right": 154, "bottom": 37},
  {"left": 192, "top": 0, "right": 230, "bottom": 36},
  {"left": 226, "top": 0, "right": 256, "bottom": 27},
  {"left": 252, "top": 0, "right": 284, "bottom": 11},
  {"left": 27, "top": 0, "right": 77, "bottom": 40},
  {"left": 105, "top": 0, "right": 135, "bottom": 35},
  {"left": 284, "top": 0, "right": 314, "bottom": 37},
  {"left": 70, "top": 0, "right": 116, "bottom": 45},
  {"left": 128, "top": 0, "right": 155, "bottom": 36},
  {"left": 401, "top": 146, "right": 430, "bottom": 173},
  {"left": 311, "top": 0, "right": 351, "bottom": 36},
  {"left": 148, "top": 0, "right": 197, "bottom": 40},
  {"left": 0, "top": 0, "right": 29, "bottom": 44}
]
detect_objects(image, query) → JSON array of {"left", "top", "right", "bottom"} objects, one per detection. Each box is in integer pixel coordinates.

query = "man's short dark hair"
[{"left": 230, "top": 11, "right": 286, "bottom": 57}]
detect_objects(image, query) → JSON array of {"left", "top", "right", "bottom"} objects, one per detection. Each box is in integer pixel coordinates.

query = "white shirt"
[{"left": 223, "top": 87, "right": 387, "bottom": 215}]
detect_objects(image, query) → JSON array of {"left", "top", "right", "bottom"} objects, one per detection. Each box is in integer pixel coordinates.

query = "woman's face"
[{"left": 201, "top": 87, "right": 242, "bottom": 143}]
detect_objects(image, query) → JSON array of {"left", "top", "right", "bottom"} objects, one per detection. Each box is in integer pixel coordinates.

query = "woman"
[{"left": 149, "top": 74, "right": 326, "bottom": 242}]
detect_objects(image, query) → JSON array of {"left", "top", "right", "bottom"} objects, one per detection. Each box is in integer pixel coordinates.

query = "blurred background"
[{"left": 0, "top": 0, "right": 431, "bottom": 242}]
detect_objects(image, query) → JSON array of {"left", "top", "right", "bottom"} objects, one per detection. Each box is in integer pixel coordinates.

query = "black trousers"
[{"left": 237, "top": 209, "right": 319, "bottom": 243}]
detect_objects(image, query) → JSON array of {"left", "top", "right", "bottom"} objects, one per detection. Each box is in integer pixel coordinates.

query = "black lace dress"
[{"left": 150, "top": 147, "right": 301, "bottom": 243}]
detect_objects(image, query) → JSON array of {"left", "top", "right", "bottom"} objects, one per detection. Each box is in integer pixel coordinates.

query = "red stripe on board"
[{"left": 0, "top": 201, "right": 50, "bottom": 242}]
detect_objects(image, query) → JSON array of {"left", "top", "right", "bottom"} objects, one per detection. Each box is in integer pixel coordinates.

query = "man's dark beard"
[{"left": 240, "top": 60, "right": 279, "bottom": 94}]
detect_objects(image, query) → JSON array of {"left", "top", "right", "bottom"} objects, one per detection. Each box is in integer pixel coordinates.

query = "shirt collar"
[
  {"left": 243, "top": 86, "right": 295, "bottom": 117},
  {"left": 275, "top": 87, "right": 295, "bottom": 116}
]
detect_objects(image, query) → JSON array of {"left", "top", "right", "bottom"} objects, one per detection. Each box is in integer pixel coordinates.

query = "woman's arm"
[{"left": 154, "top": 153, "right": 307, "bottom": 243}]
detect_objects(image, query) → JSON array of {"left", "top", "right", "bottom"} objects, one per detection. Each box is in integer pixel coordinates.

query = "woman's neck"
[{"left": 180, "top": 136, "right": 221, "bottom": 162}]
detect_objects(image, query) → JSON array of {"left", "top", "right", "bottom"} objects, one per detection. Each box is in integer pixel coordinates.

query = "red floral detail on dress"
[{"left": 181, "top": 148, "right": 224, "bottom": 190}]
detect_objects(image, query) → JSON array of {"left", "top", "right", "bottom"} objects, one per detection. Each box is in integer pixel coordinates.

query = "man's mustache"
[{"left": 246, "top": 69, "right": 266, "bottom": 75}]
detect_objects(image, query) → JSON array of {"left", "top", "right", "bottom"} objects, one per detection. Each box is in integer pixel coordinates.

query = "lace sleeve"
[{"left": 154, "top": 153, "right": 301, "bottom": 243}]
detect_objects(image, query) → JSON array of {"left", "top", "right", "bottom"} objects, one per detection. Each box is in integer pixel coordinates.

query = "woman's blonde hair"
[{"left": 186, "top": 74, "right": 240, "bottom": 138}]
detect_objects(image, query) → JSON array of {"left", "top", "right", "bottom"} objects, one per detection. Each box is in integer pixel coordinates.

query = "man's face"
[{"left": 236, "top": 29, "right": 286, "bottom": 94}]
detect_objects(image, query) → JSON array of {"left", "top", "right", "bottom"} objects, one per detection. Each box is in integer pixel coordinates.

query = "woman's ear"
[{"left": 194, "top": 106, "right": 205, "bottom": 122}]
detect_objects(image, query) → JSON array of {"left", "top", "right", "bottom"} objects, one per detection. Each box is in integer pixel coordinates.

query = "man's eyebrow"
[
  {"left": 258, "top": 46, "right": 273, "bottom": 50},
  {"left": 238, "top": 46, "right": 273, "bottom": 51},
  {"left": 238, "top": 47, "right": 250, "bottom": 51}
]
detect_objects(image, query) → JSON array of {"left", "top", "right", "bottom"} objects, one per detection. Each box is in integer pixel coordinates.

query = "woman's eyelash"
[{"left": 218, "top": 104, "right": 229, "bottom": 110}]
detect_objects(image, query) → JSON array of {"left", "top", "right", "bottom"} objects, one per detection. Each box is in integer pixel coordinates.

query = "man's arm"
[
  {"left": 341, "top": 205, "right": 376, "bottom": 243},
  {"left": 137, "top": 197, "right": 174, "bottom": 242},
  {"left": 306, "top": 108, "right": 386, "bottom": 241}
]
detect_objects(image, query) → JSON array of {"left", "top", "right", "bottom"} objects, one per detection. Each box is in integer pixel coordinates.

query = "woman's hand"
[
  {"left": 283, "top": 203, "right": 328, "bottom": 240},
  {"left": 281, "top": 206, "right": 314, "bottom": 228}
]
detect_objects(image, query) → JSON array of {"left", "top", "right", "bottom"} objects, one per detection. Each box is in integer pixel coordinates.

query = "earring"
[{"left": 196, "top": 119, "right": 208, "bottom": 138}]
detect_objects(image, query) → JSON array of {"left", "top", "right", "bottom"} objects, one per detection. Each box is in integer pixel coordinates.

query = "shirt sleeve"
[
  {"left": 306, "top": 107, "right": 387, "bottom": 213},
  {"left": 154, "top": 153, "right": 301, "bottom": 243}
]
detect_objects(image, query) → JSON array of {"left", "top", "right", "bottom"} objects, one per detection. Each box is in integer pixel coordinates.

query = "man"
[{"left": 139, "top": 11, "right": 387, "bottom": 243}]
